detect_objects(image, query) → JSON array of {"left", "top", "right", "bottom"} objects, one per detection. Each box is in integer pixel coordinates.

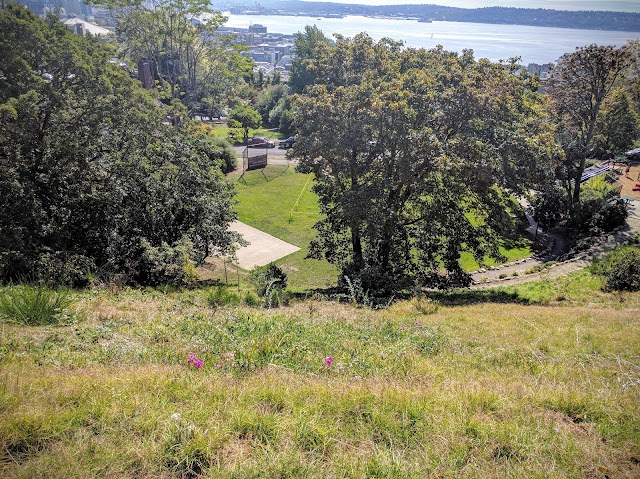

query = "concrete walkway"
[
  {"left": 229, "top": 221, "right": 300, "bottom": 270},
  {"left": 471, "top": 205, "right": 640, "bottom": 289}
]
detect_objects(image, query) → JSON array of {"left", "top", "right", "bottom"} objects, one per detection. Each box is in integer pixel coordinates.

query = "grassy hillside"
[{"left": 1, "top": 272, "right": 639, "bottom": 478}]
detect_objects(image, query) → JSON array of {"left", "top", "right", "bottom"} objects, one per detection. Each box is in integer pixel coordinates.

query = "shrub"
[
  {"left": 132, "top": 238, "right": 198, "bottom": 287},
  {"left": 591, "top": 246, "right": 640, "bottom": 292},
  {"left": 262, "top": 288, "right": 290, "bottom": 309},
  {"left": 572, "top": 200, "right": 627, "bottom": 236},
  {"left": 0, "top": 284, "right": 74, "bottom": 325},
  {"left": 249, "top": 263, "right": 287, "bottom": 297},
  {"left": 34, "top": 252, "right": 95, "bottom": 287}
]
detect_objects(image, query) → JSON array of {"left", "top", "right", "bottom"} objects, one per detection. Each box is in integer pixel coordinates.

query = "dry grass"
[{"left": 0, "top": 281, "right": 639, "bottom": 478}]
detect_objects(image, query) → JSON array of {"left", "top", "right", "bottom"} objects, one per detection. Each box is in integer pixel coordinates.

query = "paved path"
[
  {"left": 229, "top": 221, "right": 300, "bottom": 270},
  {"left": 471, "top": 206, "right": 640, "bottom": 289}
]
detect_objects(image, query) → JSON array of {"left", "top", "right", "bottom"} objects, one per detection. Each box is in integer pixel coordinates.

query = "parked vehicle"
[
  {"left": 279, "top": 136, "right": 296, "bottom": 149},
  {"left": 247, "top": 137, "right": 275, "bottom": 148}
]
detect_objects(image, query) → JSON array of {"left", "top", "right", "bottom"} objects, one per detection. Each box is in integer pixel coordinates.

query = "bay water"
[{"left": 223, "top": 12, "right": 639, "bottom": 64}]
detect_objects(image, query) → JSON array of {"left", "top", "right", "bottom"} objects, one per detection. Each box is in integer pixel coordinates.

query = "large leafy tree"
[
  {"left": 547, "top": 44, "right": 631, "bottom": 207},
  {"left": 290, "top": 35, "right": 555, "bottom": 292},
  {"left": 102, "top": 0, "right": 252, "bottom": 115},
  {"left": 227, "top": 104, "right": 261, "bottom": 144},
  {"left": 288, "top": 25, "right": 331, "bottom": 95},
  {"left": 0, "top": 3, "right": 239, "bottom": 285},
  {"left": 595, "top": 89, "right": 640, "bottom": 154}
]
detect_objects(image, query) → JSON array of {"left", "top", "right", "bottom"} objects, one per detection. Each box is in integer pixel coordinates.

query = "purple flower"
[
  {"left": 188, "top": 354, "right": 196, "bottom": 362},
  {"left": 323, "top": 356, "right": 333, "bottom": 367},
  {"left": 215, "top": 363, "right": 222, "bottom": 369},
  {"left": 194, "top": 359, "right": 203, "bottom": 369}
]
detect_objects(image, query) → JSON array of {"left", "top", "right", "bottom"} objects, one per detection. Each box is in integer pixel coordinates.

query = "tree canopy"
[
  {"left": 99, "top": 0, "right": 253, "bottom": 117},
  {"left": 0, "top": 3, "right": 239, "bottom": 286},
  {"left": 547, "top": 44, "right": 631, "bottom": 206},
  {"left": 290, "top": 35, "right": 556, "bottom": 293}
]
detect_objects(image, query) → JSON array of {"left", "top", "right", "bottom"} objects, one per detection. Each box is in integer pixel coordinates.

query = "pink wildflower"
[
  {"left": 188, "top": 354, "right": 196, "bottom": 362},
  {"left": 323, "top": 356, "right": 333, "bottom": 367},
  {"left": 215, "top": 363, "right": 222, "bottom": 369},
  {"left": 194, "top": 359, "right": 203, "bottom": 369}
]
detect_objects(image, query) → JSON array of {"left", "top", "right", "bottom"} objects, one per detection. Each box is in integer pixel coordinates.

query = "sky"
[{"left": 298, "top": 1, "right": 640, "bottom": 12}]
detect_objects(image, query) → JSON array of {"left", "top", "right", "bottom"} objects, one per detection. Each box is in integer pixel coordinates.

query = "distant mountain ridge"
[{"left": 249, "top": 1, "right": 640, "bottom": 32}]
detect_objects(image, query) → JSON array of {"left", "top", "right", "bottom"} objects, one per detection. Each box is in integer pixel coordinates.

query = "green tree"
[
  {"left": 100, "top": 0, "right": 252, "bottom": 116},
  {"left": 595, "top": 89, "right": 640, "bottom": 153},
  {"left": 0, "top": 3, "right": 239, "bottom": 285},
  {"left": 291, "top": 35, "right": 555, "bottom": 293},
  {"left": 548, "top": 44, "right": 630, "bottom": 207},
  {"left": 227, "top": 104, "right": 261, "bottom": 144},
  {"left": 288, "top": 25, "right": 331, "bottom": 94}
]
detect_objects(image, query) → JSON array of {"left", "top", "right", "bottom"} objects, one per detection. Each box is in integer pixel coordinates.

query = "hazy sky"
[{"left": 299, "top": 1, "right": 640, "bottom": 12}]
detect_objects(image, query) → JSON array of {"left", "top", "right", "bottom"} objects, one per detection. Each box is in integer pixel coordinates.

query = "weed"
[
  {"left": 206, "top": 286, "right": 240, "bottom": 308},
  {"left": 243, "top": 291, "right": 260, "bottom": 307},
  {"left": 412, "top": 295, "right": 440, "bottom": 315},
  {"left": 0, "top": 284, "right": 74, "bottom": 326}
]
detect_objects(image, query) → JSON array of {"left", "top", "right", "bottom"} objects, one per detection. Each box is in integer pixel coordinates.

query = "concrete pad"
[{"left": 229, "top": 221, "right": 300, "bottom": 270}]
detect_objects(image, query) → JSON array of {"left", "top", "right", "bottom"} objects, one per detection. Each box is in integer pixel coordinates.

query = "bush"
[
  {"left": 132, "top": 238, "right": 198, "bottom": 287},
  {"left": 34, "top": 252, "right": 95, "bottom": 287},
  {"left": 0, "top": 284, "right": 74, "bottom": 325},
  {"left": 591, "top": 246, "right": 640, "bottom": 292},
  {"left": 249, "top": 263, "right": 287, "bottom": 297},
  {"left": 573, "top": 200, "right": 627, "bottom": 236},
  {"left": 262, "top": 288, "right": 290, "bottom": 309}
]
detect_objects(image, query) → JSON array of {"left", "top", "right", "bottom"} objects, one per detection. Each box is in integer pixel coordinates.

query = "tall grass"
[{"left": 0, "top": 284, "right": 73, "bottom": 325}]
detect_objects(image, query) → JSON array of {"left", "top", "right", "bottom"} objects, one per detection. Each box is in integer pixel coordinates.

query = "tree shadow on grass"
[
  {"left": 238, "top": 165, "right": 290, "bottom": 185},
  {"left": 425, "top": 288, "right": 536, "bottom": 306}
]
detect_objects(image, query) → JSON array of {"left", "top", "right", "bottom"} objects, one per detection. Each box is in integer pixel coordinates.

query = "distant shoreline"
[{"left": 231, "top": 2, "right": 640, "bottom": 33}]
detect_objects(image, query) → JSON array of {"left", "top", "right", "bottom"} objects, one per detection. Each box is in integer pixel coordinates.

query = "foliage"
[
  {"left": 547, "top": 44, "right": 631, "bottom": 207},
  {"left": 190, "top": 126, "right": 237, "bottom": 173},
  {"left": 0, "top": 4, "right": 240, "bottom": 286},
  {"left": 250, "top": 262, "right": 288, "bottom": 297},
  {"left": 206, "top": 285, "right": 241, "bottom": 307},
  {"left": 227, "top": 104, "right": 262, "bottom": 144},
  {"left": 290, "top": 35, "right": 556, "bottom": 293},
  {"left": 0, "top": 284, "right": 73, "bottom": 325},
  {"left": 571, "top": 200, "right": 627, "bottom": 237},
  {"left": 532, "top": 186, "right": 568, "bottom": 230},
  {"left": 106, "top": 0, "right": 253, "bottom": 115},
  {"left": 591, "top": 246, "right": 640, "bottom": 291},
  {"left": 288, "top": 25, "right": 331, "bottom": 95},
  {"left": 580, "top": 175, "right": 619, "bottom": 202},
  {"left": 594, "top": 89, "right": 640, "bottom": 154}
]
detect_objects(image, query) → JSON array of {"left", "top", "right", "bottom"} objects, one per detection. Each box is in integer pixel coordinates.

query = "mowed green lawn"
[
  {"left": 234, "top": 166, "right": 338, "bottom": 291},
  {"left": 232, "top": 166, "right": 533, "bottom": 290}
]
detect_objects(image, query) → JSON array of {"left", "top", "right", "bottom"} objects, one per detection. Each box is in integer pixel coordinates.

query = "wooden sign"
[{"left": 247, "top": 154, "right": 267, "bottom": 171}]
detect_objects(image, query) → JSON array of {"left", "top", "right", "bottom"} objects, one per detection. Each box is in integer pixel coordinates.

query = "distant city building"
[
  {"left": 248, "top": 23, "right": 267, "bottom": 34},
  {"left": 63, "top": 17, "right": 111, "bottom": 37},
  {"left": 527, "top": 63, "right": 551, "bottom": 80}
]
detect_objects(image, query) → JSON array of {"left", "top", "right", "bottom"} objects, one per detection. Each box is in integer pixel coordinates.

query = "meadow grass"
[{"left": 1, "top": 271, "right": 639, "bottom": 478}]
